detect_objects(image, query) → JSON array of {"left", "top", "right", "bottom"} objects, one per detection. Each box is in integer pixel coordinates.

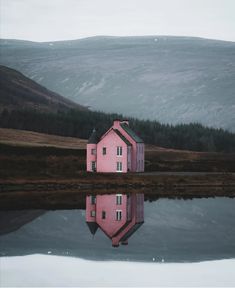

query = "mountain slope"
[
  {"left": 0, "top": 36, "right": 234, "bottom": 131},
  {"left": 0, "top": 65, "right": 86, "bottom": 113}
]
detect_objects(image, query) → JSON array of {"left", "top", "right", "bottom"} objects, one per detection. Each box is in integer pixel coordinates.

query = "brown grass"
[
  {"left": 0, "top": 128, "right": 87, "bottom": 149},
  {"left": 0, "top": 128, "right": 235, "bottom": 181}
]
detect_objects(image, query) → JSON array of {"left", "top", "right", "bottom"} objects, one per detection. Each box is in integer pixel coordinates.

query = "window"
[
  {"left": 102, "top": 211, "right": 106, "bottom": 219},
  {"left": 91, "top": 148, "right": 96, "bottom": 155},
  {"left": 116, "top": 161, "right": 122, "bottom": 172},
  {"left": 102, "top": 147, "right": 106, "bottom": 155},
  {"left": 90, "top": 195, "right": 96, "bottom": 205},
  {"left": 90, "top": 210, "right": 96, "bottom": 217},
  {"left": 116, "top": 210, "right": 122, "bottom": 221},
  {"left": 117, "top": 146, "right": 122, "bottom": 156},
  {"left": 91, "top": 161, "right": 96, "bottom": 171},
  {"left": 116, "top": 194, "right": 122, "bottom": 205}
]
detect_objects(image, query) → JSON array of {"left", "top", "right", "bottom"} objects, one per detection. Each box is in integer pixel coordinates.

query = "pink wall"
[
  {"left": 86, "top": 144, "right": 97, "bottom": 172},
  {"left": 111, "top": 193, "right": 144, "bottom": 246},
  {"left": 136, "top": 143, "right": 145, "bottom": 172},
  {"left": 86, "top": 194, "right": 128, "bottom": 237},
  {"left": 113, "top": 121, "right": 144, "bottom": 172},
  {"left": 86, "top": 120, "right": 144, "bottom": 173},
  {"left": 86, "top": 196, "right": 96, "bottom": 222},
  {"left": 96, "top": 194, "right": 128, "bottom": 237},
  {"left": 86, "top": 193, "right": 144, "bottom": 247},
  {"left": 97, "top": 129, "right": 128, "bottom": 173}
]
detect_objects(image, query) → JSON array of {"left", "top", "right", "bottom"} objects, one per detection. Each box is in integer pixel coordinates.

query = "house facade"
[
  {"left": 86, "top": 120, "right": 144, "bottom": 173},
  {"left": 86, "top": 193, "right": 144, "bottom": 247}
]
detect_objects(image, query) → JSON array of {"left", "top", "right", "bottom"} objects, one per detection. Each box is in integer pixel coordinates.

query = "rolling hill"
[
  {"left": 0, "top": 36, "right": 234, "bottom": 131},
  {"left": 0, "top": 65, "right": 86, "bottom": 113}
]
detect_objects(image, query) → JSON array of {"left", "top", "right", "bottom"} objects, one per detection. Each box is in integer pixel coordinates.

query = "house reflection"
[{"left": 86, "top": 193, "right": 144, "bottom": 247}]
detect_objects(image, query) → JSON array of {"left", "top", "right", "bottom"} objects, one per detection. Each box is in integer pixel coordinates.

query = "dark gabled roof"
[
  {"left": 88, "top": 128, "right": 99, "bottom": 144},
  {"left": 86, "top": 222, "right": 99, "bottom": 235},
  {"left": 120, "top": 123, "right": 144, "bottom": 143},
  {"left": 113, "top": 129, "right": 132, "bottom": 146},
  {"left": 120, "top": 222, "right": 144, "bottom": 242}
]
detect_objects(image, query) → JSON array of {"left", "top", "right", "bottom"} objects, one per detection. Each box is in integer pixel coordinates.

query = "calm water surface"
[{"left": 0, "top": 195, "right": 235, "bottom": 263}]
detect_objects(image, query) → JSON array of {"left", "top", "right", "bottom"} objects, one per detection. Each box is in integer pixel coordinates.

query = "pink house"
[
  {"left": 86, "top": 193, "right": 144, "bottom": 247},
  {"left": 86, "top": 120, "right": 144, "bottom": 173}
]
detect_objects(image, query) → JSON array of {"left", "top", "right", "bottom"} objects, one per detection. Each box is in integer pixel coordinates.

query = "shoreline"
[{"left": 1, "top": 172, "right": 235, "bottom": 210}]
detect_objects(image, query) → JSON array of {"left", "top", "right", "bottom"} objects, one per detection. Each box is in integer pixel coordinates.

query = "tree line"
[{"left": 1, "top": 108, "right": 235, "bottom": 153}]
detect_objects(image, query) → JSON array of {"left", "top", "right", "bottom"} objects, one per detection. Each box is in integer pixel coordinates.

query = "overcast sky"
[{"left": 0, "top": 0, "right": 235, "bottom": 42}]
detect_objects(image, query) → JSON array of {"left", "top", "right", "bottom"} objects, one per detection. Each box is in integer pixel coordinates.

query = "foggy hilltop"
[{"left": 0, "top": 36, "right": 234, "bottom": 131}]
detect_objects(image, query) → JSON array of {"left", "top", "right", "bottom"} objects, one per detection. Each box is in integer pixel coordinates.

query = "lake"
[{"left": 1, "top": 195, "right": 235, "bottom": 261}]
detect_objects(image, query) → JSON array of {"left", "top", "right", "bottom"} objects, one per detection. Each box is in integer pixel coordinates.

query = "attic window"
[
  {"left": 91, "top": 149, "right": 96, "bottom": 155},
  {"left": 102, "top": 147, "right": 106, "bottom": 155}
]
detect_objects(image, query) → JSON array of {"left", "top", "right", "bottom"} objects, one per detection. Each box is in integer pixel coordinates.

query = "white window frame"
[
  {"left": 116, "top": 210, "right": 122, "bottom": 221},
  {"left": 117, "top": 146, "right": 123, "bottom": 156},
  {"left": 116, "top": 161, "right": 122, "bottom": 172},
  {"left": 91, "top": 161, "right": 96, "bottom": 171},
  {"left": 116, "top": 194, "right": 122, "bottom": 205},
  {"left": 90, "top": 195, "right": 96, "bottom": 205}
]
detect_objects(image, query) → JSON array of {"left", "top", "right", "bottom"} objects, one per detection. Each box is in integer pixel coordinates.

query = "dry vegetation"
[
  {"left": 0, "top": 128, "right": 87, "bottom": 149},
  {"left": 0, "top": 128, "right": 235, "bottom": 209}
]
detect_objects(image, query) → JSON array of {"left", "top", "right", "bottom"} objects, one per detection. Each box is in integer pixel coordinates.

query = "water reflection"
[
  {"left": 0, "top": 196, "right": 235, "bottom": 262},
  {"left": 86, "top": 194, "right": 144, "bottom": 247}
]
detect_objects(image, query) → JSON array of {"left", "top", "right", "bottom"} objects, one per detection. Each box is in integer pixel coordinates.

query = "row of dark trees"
[{"left": 1, "top": 108, "right": 235, "bottom": 153}]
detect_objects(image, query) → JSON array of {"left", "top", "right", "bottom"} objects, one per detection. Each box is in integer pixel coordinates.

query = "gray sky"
[{"left": 0, "top": 0, "right": 235, "bottom": 42}]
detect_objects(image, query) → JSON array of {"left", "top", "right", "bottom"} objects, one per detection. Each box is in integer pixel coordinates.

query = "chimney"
[
  {"left": 113, "top": 119, "right": 121, "bottom": 128},
  {"left": 112, "top": 238, "right": 120, "bottom": 247},
  {"left": 113, "top": 119, "right": 129, "bottom": 128}
]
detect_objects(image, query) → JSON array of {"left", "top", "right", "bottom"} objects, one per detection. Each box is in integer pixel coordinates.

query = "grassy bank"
[
  {"left": 0, "top": 177, "right": 235, "bottom": 210},
  {"left": 1, "top": 142, "right": 235, "bottom": 181}
]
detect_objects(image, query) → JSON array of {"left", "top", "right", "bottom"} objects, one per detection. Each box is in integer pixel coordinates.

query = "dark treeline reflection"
[{"left": 0, "top": 195, "right": 235, "bottom": 263}]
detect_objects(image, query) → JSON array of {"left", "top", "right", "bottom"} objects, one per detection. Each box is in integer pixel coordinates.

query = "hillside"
[
  {"left": 0, "top": 36, "right": 234, "bottom": 131},
  {"left": 0, "top": 65, "right": 86, "bottom": 113},
  {"left": 1, "top": 66, "right": 235, "bottom": 153}
]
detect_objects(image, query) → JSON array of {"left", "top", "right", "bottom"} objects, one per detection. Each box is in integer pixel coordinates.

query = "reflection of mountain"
[
  {"left": 0, "top": 198, "right": 235, "bottom": 262},
  {"left": 0, "top": 210, "right": 45, "bottom": 235},
  {"left": 86, "top": 194, "right": 144, "bottom": 247}
]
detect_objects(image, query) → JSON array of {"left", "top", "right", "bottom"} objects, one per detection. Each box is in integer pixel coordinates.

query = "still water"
[{"left": 0, "top": 195, "right": 235, "bottom": 263}]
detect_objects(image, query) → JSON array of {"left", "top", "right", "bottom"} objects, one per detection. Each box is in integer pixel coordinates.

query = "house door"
[{"left": 91, "top": 161, "right": 96, "bottom": 172}]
